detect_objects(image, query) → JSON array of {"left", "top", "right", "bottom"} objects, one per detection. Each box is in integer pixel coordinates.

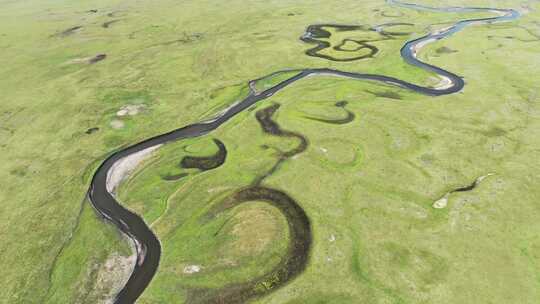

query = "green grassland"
[{"left": 1, "top": 0, "right": 540, "bottom": 303}]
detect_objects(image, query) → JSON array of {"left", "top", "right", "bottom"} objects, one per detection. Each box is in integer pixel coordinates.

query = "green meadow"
[{"left": 1, "top": 0, "right": 540, "bottom": 303}]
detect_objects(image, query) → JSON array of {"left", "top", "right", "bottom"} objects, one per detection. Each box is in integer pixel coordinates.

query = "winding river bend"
[{"left": 87, "top": 1, "right": 519, "bottom": 303}]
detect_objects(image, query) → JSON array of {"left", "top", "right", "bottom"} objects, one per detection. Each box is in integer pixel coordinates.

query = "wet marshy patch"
[
  {"left": 332, "top": 39, "right": 378, "bottom": 58},
  {"left": 252, "top": 104, "right": 308, "bottom": 185},
  {"left": 154, "top": 143, "right": 219, "bottom": 182},
  {"left": 179, "top": 105, "right": 312, "bottom": 304},
  {"left": 435, "top": 46, "right": 458, "bottom": 54},
  {"left": 89, "top": 54, "right": 106, "bottom": 64},
  {"left": 301, "top": 24, "right": 389, "bottom": 61},
  {"left": 190, "top": 186, "right": 311, "bottom": 304},
  {"left": 287, "top": 12, "right": 302, "bottom": 17},
  {"left": 301, "top": 22, "right": 410, "bottom": 62},
  {"left": 180, "top": 139, "right": 227, "bottom": 171},
  {"left": 51, "top": 26, "right": 82, "bottom": 38},
  {"left": 102, "top": 20, "right": 120, "bottom": 28},
  {"left": 85, "top": 127, "right": 99, "bottom": 134},
  {"left": 374, "top": 22, "right": 414, "bottom": 36},
  {"left": 366, "top": 90, "right": 402, "bottom": 99},
  {"left": 63, "top": 54, "right": 107, "bottom": 66},
  {"left": 161, "top": 172, "right": 189, "bottom": 181},
  {"left": 302, "top": 100, "right": 355, "bottom": 125},
  {"left": 255, "top": 104, "right": 308, "bottom": 158}
]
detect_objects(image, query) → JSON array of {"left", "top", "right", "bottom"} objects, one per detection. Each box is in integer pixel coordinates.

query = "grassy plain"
[{"left": 1, "top": 0, "right": 540, "bottom": 303}]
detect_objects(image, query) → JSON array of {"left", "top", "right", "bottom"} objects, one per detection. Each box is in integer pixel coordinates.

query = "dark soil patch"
[
  {"left": 85, "top": 127, "right": 100, "bottom": 134},
  {"left": 102, "top": 20, "right": 120, "bottom": 28},
  {"left": 51, "top": 26, "right": 82, "bottom": 38},
  {"left": 89, "top": 54, "right": 107, "bottom": 64}
]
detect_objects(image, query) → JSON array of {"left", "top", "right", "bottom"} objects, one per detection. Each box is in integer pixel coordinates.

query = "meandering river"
[{"left": 88, "top": 1, "right": 519, "bottom": 302}]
